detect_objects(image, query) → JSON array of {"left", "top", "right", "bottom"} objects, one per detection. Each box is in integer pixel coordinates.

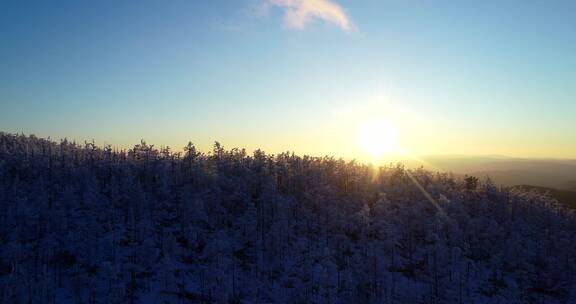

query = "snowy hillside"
[{"left": 0, "top": 133, "right": 575, "bottom": 303}]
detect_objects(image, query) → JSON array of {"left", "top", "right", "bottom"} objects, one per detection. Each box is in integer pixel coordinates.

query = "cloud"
[{"left": 265, "top": 0, "right": 352, "bottom": 31}]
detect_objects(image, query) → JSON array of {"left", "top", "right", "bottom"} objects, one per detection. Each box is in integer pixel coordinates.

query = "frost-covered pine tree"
[{"left": 0, "top": 132, "right": 575, "bottom": 303}]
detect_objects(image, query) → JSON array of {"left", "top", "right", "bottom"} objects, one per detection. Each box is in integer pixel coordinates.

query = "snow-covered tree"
[{"left": 0, "top": 132, "right": 575, "bottom": 303}]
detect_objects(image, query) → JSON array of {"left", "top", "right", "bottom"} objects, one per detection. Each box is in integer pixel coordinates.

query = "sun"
[{"left": 359, "top": 119, "right": 403, "bottom": 160}]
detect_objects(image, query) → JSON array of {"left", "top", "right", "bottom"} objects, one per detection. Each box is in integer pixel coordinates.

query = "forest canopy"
[{"left": 0, "top": 132, "right": 575, "bottom": 303}]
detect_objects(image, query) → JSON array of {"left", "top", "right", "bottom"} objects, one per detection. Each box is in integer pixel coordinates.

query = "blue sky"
[{"left": 1, "top": 0, "right": 575, "bottom": 159}]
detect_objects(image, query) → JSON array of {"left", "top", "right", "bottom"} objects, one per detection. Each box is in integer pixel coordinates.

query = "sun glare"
[{"left": 359, "top": 119, "right": 403, "bottom": 160}]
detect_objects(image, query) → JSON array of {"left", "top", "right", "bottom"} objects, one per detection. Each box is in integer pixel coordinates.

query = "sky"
[{"left": 1, "top": 0, "right": 575, "bottom": 161}]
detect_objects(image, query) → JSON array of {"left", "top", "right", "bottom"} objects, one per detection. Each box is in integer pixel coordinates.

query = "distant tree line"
[{"left": 0, "top": 132, "right": 575, "bottom": 303}]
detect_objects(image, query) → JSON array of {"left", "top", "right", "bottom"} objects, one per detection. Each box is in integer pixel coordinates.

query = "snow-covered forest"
[{"left": 1, "top": 132, "right": 575, "bottom": 304}]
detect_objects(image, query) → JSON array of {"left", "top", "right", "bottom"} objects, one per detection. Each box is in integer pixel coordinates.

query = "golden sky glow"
[{"left": 3, "top": 1, "right": 575, "bottom": 161}]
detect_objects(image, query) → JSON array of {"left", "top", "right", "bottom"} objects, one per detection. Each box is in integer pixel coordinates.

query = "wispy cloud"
[{"left": 263, "top": 0, "right": 353, "bottom": 32}]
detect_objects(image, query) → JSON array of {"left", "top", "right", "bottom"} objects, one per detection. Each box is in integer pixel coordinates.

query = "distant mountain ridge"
[{"left": 404, "top": 155, "right": 576, "bottom": 191}]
